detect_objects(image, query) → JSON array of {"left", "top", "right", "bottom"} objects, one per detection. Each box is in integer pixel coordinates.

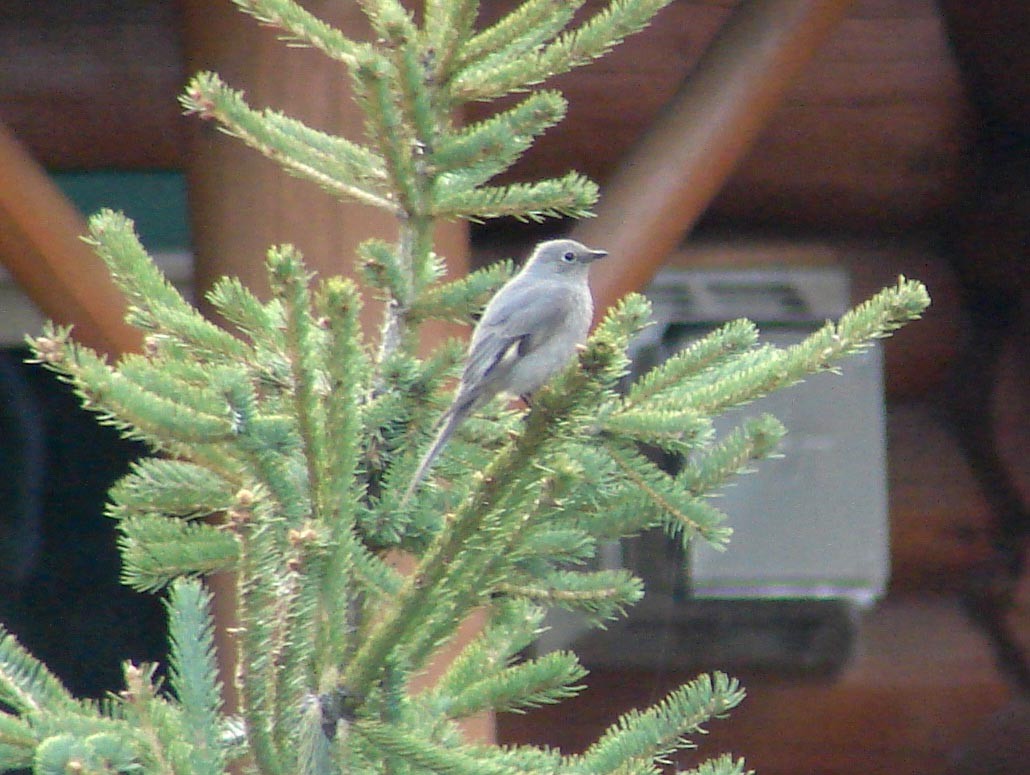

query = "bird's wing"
[
  {"left": 463, "top": 284, "right": 573, "bottom": 384},
  {"left": 403, "top": 293, "right": 565, "bottom": 504}
]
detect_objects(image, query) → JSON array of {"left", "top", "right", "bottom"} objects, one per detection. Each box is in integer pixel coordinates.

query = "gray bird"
[{"left": 402, "top": 238, "right": 607, "bottom": 504}]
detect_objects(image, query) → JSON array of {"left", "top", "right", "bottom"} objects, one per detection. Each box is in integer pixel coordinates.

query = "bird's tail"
[{"left": 400, "top": 406, "right": 465, "bottom": 506}]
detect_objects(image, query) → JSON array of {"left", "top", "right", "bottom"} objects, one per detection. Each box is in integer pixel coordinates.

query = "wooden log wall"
[
  {"left": 1, "top": 0, "right": 971, "bottom": 233},
  {"left": 0, "top": 1, "right": 1026, "bottom": 772}
]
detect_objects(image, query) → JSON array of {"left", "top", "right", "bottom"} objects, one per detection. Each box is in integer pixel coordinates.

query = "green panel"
[{"left": 51, "top": 171, "right": 190, "bottom": 250}]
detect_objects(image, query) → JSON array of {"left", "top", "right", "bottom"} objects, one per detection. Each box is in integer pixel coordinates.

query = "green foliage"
[
  {"left": 0, "top": 627, "right": 78, "bottom": 717},
  {"left": 17, "top": 209, "right": 927, "bottom": 774},
  {"left": 577, "top": 672, "right": 745, "bottom": 771},
  {"left": 0, "top": 582, "right": 238, "bottom": 775},
  {"left": 6, "top": 2, "right": 932, "bottom": 774},
  {"left": 408, "top": 259, "right": 514, "bottom": 325},
  {"left": 181, "top": 0, "right": 661, "bottom": 229},
  {"left": 165, "top": 580, "right": 226, "bottom": 775}
]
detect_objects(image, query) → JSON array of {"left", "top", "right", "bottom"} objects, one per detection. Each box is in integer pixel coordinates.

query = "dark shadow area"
[{"left": 0, "top": 346, "right": 165, "bottom": 699}]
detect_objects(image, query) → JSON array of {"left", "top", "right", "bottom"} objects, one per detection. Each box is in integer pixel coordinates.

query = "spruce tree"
[{"left": 2, "top": 2, "right": 930, "bottom": 773}]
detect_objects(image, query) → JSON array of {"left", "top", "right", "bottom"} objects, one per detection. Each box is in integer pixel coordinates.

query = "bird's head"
[{"left": 523, "top": 239, "right": 608, "bottom": 277}]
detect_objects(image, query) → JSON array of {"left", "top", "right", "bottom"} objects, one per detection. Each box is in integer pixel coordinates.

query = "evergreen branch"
[
  {"left": 317, "top": 279, "right": 371, "bottom": 506},
  {"left": 624, "top": 318, "right": 759, "bottom": 407},
  {"left": 132, "top": 305, "right": 255, "bottom": 367},
  {"left": 370, "top": 218, "right": 438, "bottom": 368},
  {"left": 28, "top": 328, "right": 236, "bottom": 450},
  {"left": 352, "top": 51, "right": 422, "bottom": 214},
  {"left": 118, "top": 517, "right": 240, "bottom": 592},
  {"left": 353, "top": 720, "right": 526, "bottom": 775},
  {"left": 356, "top": 239, "right": 415, "bottom": 306},
  {"left": 271, "top": 569, "right": 321, "bottom": 770},
  {"left": 589, "top": 293, "right": 654, "bottom": 356},
  {"left": 354, "top": 0, "right": 418, "bottom": 44},
  {"left": 846, "top": 275, "right": 931, "bottom": 334},
  {"left": 462, "top": 744, "right": 571, "bottom": 775},
  {"left": 267, "top": 247, "right": 329, "bottom": 522},
  {"left": 409, "top": 259, "right": 514, "bottom": 324},
  {"left": 681, "top": 278, "right": 929, "bottom": 416},
  {"left": 376, "top": 385, "right": 502, "bottom": 524},
  {"left": 438, "top": 650, "right": 587, "bottom": 718},
  {"left": 0, "top": 712, "right": 36, "bottom": 753},
  {"left": 432, "top": 171, "right": 599, "bottom": 222},
  {"left": 496, "top": 568, "right": 644, "bottom": 622},
  {"left": 227, "top": 494, "right": 324, "bottom": 767},
  {"left": 231, "top": 0, "right": 369, "bottom": 66},
  {"left": 794, "top": 275, "right": 930, "bottom": 366},
  {"left": 406, "top": 212, "right": 441, "bottom": 297},
  {"left": 511, "top": 525, "right": 596, "bottom": 567},
  {"left": 166, "top": 579, "right": 225, "bottom": 775},
  {"left": 572, "top": 487, "right": 666, "bottom": 545},
  {"left": 313, "top": 277, "right": 382, "bottom": 672},
  {"left": 182, "top": 72, "right": 396, "bottom": 213},
  {"left": 342, "top": 334, "right": 612, "bottom": 697},
  {"left": 0, "top": 746, "right": 34, "bottom": 773},
  {"left": 106, "top": 458, "right": 237, "bottom": 522},
  {"left": 81, "top": 208, "right": 197, "bottom": 323},
  {"left": 83, "top": 210, "right": 253, "bottom": 364},
  {"left": 679, "top": 415, "right": 786, "bottom": 497},
  {"left": 232, "top": 496, "right": 288, "bottom": 775},
  {"left": 294, "top": 694, "right": 334, "bottom": 775},
  {"left": 531, "top": 442, "right": 621, "bottom": 529},
  {"left": 424, "top": 0, "right": 480, "bottom": 82},
  {"left": 115, "top": 355, "right": 244, "bottom": 429},
  {"left": 453, "top": 0, "right": 674, "bottom": 100},
  {"left": 24, "top": 698, "right": 124, "bottom": 732},
  {"left": 453, "top": 0, "right": 585, "bottom": 76},
  {"left": 392, "top": 30, "right": 439, "bottom": 151},
  {"left": 231, "top": 406, "right": 310, "bottom": 524},
  {"left": 599, "top": 407, "right": 712, "bottom": 455},
  {"left": 33, "top": 731, "right": 142, "bottom": 775},
  {"left": 414, "top": 247, "right": 450, "bottom": 290},
  {"left": 0, "top": 627, "right": 78, "bottom": 715},
  {"left": 604, "top": 443, "right": 732, "bottom": 548},
  {"left": 117, "top": 662, "right": 181, "bottom": 775},
  {"left": 393, "top": 466, "right": 562, "bottom": 667},
  {"left": 674, "top": 344, "right": 789, "bottom": 417},
  {"left": 576, "top": 672, "right": 745, "bottom": 772},
  {"left": 429, "top": 600, "right": 546, "bottom": 703},
  {"left": 205, "top": 276, "right": 287, "bottom": 353},
  {"left": 0, "top": 712, "right": 36, "bottom": 770},
  {"left": 679, "top": 754, "right": 753, "bottom": 775},
  {"left": 383, "top": 544, "right": 512, "bottom": 682},
  {"left": 388, "top": 337, "right": 635, "bottom": 677},
  {"left": 430, "top": 91, "right": 567, "bottom": 185},
  {"left": 355, "top": 377, "right": 421, "bottom": 509}
]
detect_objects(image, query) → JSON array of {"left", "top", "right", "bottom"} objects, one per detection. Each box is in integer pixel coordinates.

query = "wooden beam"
[
  {"left": 0, "top": 120, "right": 141, "bottom": 356},
  {"left": 572, "top": 0, "right": 857, "bottom": 319}
]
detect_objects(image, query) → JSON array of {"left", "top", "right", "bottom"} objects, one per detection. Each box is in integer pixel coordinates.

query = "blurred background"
[{"left": 1, "top": 2, "right": 1026, "bottom": 772}]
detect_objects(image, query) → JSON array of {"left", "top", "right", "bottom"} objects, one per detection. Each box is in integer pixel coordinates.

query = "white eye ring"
[{"left": 562, "top": 251, "right": 575, "bottom": 262}]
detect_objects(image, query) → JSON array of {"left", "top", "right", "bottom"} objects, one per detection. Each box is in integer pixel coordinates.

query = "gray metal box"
[
  {"left": 535, "top": 261, "right": 888, "bottom": 669},
  {"left": 639, "top": 265, "right": 889, "bottom": 606}
]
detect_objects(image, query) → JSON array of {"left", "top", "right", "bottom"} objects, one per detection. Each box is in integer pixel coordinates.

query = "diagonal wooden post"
[
  {"left": 572, "top": 0, "right": 856, "bottom": 319},
  {"left": 0, "top": 120, "right": 141, "bottom": 356}
]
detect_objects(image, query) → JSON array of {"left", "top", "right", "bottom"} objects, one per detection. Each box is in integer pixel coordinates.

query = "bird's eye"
[{"left": 562, "top": 251, "right": 576, "bottom": 262}]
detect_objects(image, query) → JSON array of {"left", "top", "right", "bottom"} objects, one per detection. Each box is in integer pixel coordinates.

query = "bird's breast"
[{"left": 505, "top": 291, "right": 592, "bottom": 397}]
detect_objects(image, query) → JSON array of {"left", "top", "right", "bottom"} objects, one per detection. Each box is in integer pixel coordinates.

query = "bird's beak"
[{"left": 588, "top": 249, "right": 608, "bottom": 262}]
